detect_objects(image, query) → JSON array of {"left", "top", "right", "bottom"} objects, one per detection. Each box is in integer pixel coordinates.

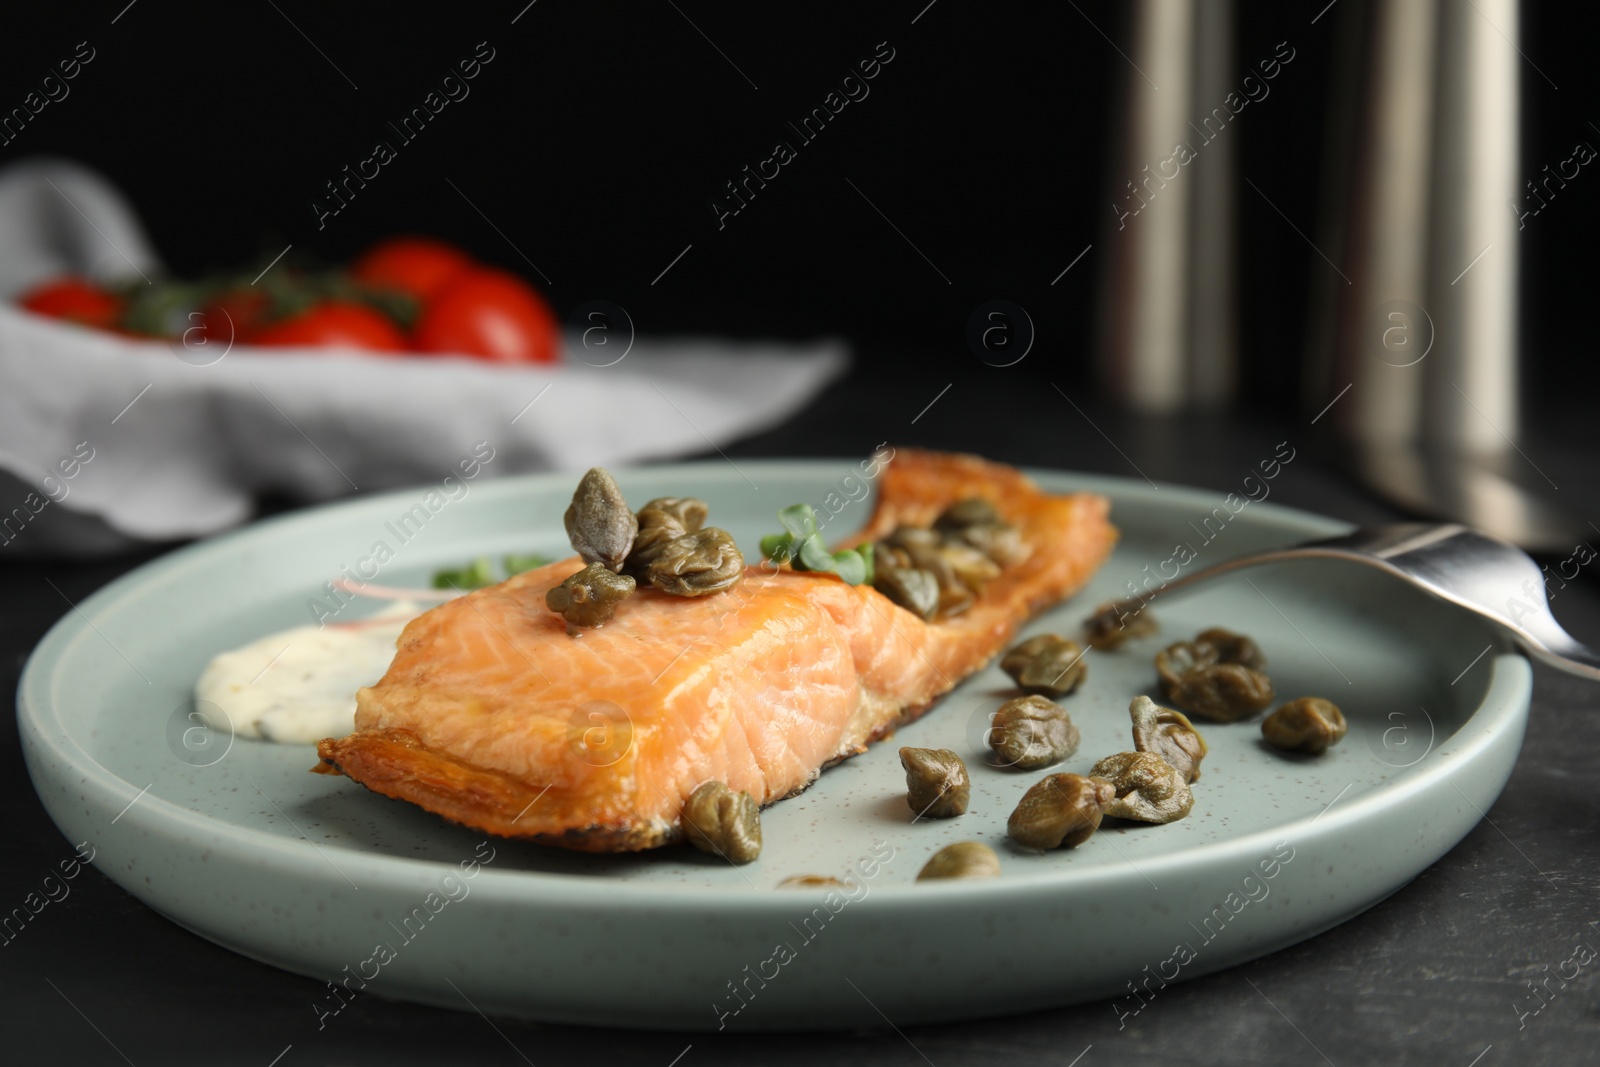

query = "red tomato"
[
  {"left": 350, "top": 237, "right": 474, "bottom": 301},
  {"left": 195, "top": 288, "right": 271, "bottom": 346},
  {"left": 250, "top": 301, "right": 408, "bottom": 352},
  {"left": 412, "top": 269, "right": 560, "bottom": 363},
  {"left": 17, "top": 277, "right": 124, "bottom": 330}
]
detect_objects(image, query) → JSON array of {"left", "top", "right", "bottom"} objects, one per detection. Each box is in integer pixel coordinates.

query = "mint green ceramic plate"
[{"left": 18, "top": 462, "right": 1530, "bottom": 1031}]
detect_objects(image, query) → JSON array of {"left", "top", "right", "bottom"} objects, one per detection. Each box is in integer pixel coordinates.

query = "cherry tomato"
[
  {"left": 195, "top": 288, "right": 271, "bottom": 347},
  {"left": 412, "top": 269, "right": 559, "bottom": 364},
  {"left": 250, "top": 301, "right": 408, "bottom": 352},
  {"left": 17, "top": 277, "right": 125, "bottom": 330},
  {"left": 350, "top": 237, "right": 474, "bottom": 301}
]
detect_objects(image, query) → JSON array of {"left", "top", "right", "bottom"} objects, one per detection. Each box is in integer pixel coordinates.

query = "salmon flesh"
[{"left": 314, "top": 450, "right": 1117, "bottom": 852}]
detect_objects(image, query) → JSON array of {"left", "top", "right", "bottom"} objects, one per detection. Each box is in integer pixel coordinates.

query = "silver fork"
[{"left": 1104, "top": 523, "right": 1600, "bottom": 681}]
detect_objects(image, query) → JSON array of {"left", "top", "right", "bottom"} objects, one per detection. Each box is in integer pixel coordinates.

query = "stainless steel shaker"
[
  {"left": 1304, "top": 0, "right": 1575, "bottom": 550},
  {"left": 1096, "top": 0, "right": 1238, "bottom": 413}
]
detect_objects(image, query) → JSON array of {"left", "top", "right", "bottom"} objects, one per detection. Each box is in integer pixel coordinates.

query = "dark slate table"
[{"left": 4, "top": 369, "right": 1596, "bottom": 1066}]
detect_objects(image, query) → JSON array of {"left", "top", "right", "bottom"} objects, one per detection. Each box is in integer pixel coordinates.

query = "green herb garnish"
[
  {"left": 432, "top": 556, "right": 496, "bottom": 590},
  {"left": 432, "top": 553, "right": 553, "bottom": 590},
  {"left": 760, "top": 504, "right": 874, "bottom": 585}
]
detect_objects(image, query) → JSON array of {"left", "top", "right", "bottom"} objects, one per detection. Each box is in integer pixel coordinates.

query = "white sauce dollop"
[{"left": 194, "top": 602, "right": 423, "bottom": 744}]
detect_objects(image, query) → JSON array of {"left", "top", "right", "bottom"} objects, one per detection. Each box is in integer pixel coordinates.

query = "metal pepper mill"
[
  {"left": 1096, "top": 0, "right": 1238, "bottom": 413},
  {"left": 1304, "top": 0, "right": 1577, "bottom": 552}
]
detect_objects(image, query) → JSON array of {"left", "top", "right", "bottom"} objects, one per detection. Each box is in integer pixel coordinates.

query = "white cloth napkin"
[{"left": 0, "top": 160, "right": 848, "bottom": 556}]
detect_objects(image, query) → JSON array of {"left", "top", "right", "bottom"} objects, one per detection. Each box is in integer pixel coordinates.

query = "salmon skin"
[{"left": 315, "top": 450, "right": 1117, "bottom": 852}]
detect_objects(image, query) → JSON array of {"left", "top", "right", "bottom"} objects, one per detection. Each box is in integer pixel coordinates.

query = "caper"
[
  {"left": 564, "top": 467, "right": 638, "bottom": 573},
  {"left": 1195, "top": 627, "right": 1267, "bottom": 671},
  {"left": 989, "top": 695, "right": 1080, "bottom": 769},
  {"left": 640, "top": 496, "right": 709, "bottom": 533},
  {"left": 888, "top": 532, "right": 991, "bottom": 614},
  {"left": 624, "top": 496, "right": 710, "bottom": 577},
  {"left": 1019, "top": 639, "right": 1087, "bottom": 695},
  {"left": 1156, "top": 632, "right": 1274, "bottom": 722},
  {"left": 875, "top": 543, "right": 912, "bottom": 570},
  {"left": 625, "top": 524, "right": 682, "bottom": 578},
  {"left": 874, "top": 518, "right": 1015, "bottom": 620},
  {"left": 1007, "top": 773, "right": 1116, "bottom": 849},
  {"left": 936, "top": 540, "right": 1002, "bottom": 589},
  {"left": 933, "top": 497, "right": 1002, "bottom": 532},
  {"left": 899, "top": 747, "right": 971, "bottom": 818},
  {"left": 931, "top": 498, "right": 1024, "bottom": 568},
  {"left": 925, "top": 540, "right": 1001, "bottom": 593},
  {"left": 1088, "top": 751, "right": 1194, "bottom": 824},
  {"left": 1083, "top": 601, "right": 1159, "bottom": 651},
  {"left": 1262, "top": 697, "right": 1348, "bottom": 755},
  {"left": 896, "top": 536, "right": 964, "bottom": 592},
  {"left": 935, "top": 580, "right": 976, "bottom": 618},
  {"left": 1129, "top": 695, "right": 1207, "bottom": 782},
  {"left": 1164, "top": 663, "right": 1275, "bottom": 722},
  {"left": 883, "top": 525, "right": 943, "bottom": 551},
  {"left": 545, "top": 562, "right": 636, "bottom": 632},
  {"left": 873, "top": 559, "right": 940, "bottom": 619},
  {"left": 1000, "top": 634, "right": 1087, "bottom": 697},
  {"left": 1001, "top": 634, "right": 1061, "bottom": 677},
  {"left": 681, "top": 780, "right": 762, "bottom": 864},
  {"left": 916, "top": 841, "right": 1001, "bottom": 882},
  {"left": 941, "top": 512, "right": 1026, "bottom": 568},
  {"left": 951, "top": 521, "right": 1028, "bottom": 567},
  {"left": 1155, "top": 639, "right": 1218, "bottom": 686},
  {"left": 777, "top": 874, "right": 846, "bottom": 888},
  {"left": 643, "top": 527, "right": 745, "bottom": 596}
]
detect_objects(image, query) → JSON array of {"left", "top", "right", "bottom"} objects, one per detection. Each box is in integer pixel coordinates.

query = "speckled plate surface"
[{"left": 18, "top": 461, "right": 1531, "bottom": 1031}]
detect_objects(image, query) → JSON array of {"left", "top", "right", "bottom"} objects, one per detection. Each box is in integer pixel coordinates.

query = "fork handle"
[
  {"left": 1101, "top": 541, "right": 1600, "bottom": 684},
  {"left": 1514, "top": 624, "right": 1600, "bottom": 683}
]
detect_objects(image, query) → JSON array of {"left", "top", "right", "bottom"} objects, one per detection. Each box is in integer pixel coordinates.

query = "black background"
[{"left": 0, "top": 0, "right": 1592, "bottom": 411}]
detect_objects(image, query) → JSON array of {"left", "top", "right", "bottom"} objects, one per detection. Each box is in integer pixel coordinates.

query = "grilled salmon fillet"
[{"left": 315, "top": 450, "right": 1117, "bottom": 852}]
